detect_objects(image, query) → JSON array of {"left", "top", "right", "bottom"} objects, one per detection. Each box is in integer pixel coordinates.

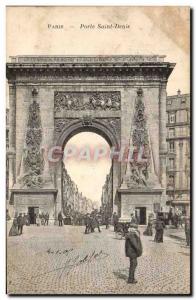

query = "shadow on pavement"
[{"left": 113, "top": 269, "right": 128, "bottom": 281}]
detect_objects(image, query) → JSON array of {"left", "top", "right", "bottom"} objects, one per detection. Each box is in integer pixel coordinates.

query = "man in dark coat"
[
  {"left": 84, "top": 214, "right": 90, "bottom": 234},
  {"left": 154, "top": 217, "right": 164, "bottom": 242},
  {"left": 17, "top": 213, "right": 24, "bottom": 235},
  {"left": 93, "top": 215, "right": 101, "bottom": 233},
  {"left": 113, "top": 212, "right": 119, "bottom": 232},
  {"left": 125, "top": 223, "right": 142, "bottom": 284},
  {"left": 45, "top": 212, "right": 49, "bottom": 226},
  {"left": 58, "top": 211, "right": 63, "bottom": 226}
]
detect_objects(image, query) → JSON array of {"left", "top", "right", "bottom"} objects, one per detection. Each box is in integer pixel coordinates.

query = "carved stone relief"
[
  {"left": 54, "top": 91, "right": 121, "bottom": 112},
  {"left": 19, "top": 99, "right": 44, "bottom": 188},
  {"left": 125, "top": 88, "right": 151, "bottom": 189},
  {"left": 54, "top": 117, "right": 120, "bottom": 142},
  {"left": 55, "top": 119, "right": 77, "bottom": 133},
  {"left": 98, "top": 118, "right": 121, "bottom": 139}
]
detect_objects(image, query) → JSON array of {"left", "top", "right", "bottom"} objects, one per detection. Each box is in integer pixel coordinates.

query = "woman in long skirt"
[{"left": 9, "top": 218, "right": 19, "bottom": 236}]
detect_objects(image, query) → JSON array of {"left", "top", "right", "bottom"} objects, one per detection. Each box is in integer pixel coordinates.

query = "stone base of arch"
[
  {"left": 10, "top": 188, "right": 58, "bottom": 223},
  {"left": 118, "top": 188, "right": 164, "bottom": 224}
]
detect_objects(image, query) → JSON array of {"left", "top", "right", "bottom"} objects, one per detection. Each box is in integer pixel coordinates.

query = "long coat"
[
  {"left": 17, "top": 215, "right": 24, "bottom": 226},
  {"left": 9, "top": 219, "right": 19, "bottom": 236},
  {"left": 58, "top": 213, "right": 63, "bottom": 221},
  {"left": 154, "top": 220, "right": 164, "bottom": 242},
  {"left": 125, "top": 230, "right": 143, "bottom": 259}
]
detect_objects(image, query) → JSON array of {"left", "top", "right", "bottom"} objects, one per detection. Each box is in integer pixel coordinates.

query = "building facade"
[
  {"left": 166, "top": 90, "right": 190, "bottom": 215},
  {"left": 62, "top": 166, "right": 94, "bottom": 217},
  {"left": 101, "top": 167, "right": 113, "bottom": 217}
]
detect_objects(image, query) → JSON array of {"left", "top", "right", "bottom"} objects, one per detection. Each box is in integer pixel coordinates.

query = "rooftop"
[{"left": 166, "top": 90, "right": 190, "bottom": 111}]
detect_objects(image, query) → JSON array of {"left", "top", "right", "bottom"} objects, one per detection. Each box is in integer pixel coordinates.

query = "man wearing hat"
[
  {"left": 125, "top": 223, "right": 143, "bottom": 284},
  {"left": 17, "top": 213, "right": 24, "bottom": 235}
]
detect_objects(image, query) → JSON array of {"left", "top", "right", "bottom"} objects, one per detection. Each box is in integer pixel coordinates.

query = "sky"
[
  {"left": 63, "top": 132, "right": 111, "bottom": 203},
  {"left": 6, "top": 6, "right": 190, "bottom": 205},
  {"left": 7, "top": 6, "right": 190, "bottom": 95}
]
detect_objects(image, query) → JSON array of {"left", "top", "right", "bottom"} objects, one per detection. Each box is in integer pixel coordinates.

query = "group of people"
[
  {"left": 8, "top": 207, "right": 190, "bottom": 285},
  {"left": 84, "top": 213, "right": 101, "bottom": 234},
  {"left": 143, "top": 213, "right": 165, "bottom": 243},
  {"left": 36, "top": 212, "right": 50, "bottom": 226},
  {"left": 9, "top": 213, "right": 28, "bottom": 236},
  {"left": 143, "top": 213, "right": 190, "bottom": 246},
  {"left": 9, "top": 211, "right": 50, "bottom": 236}
]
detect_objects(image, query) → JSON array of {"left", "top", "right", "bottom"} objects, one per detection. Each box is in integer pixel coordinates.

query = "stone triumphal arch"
[{"left": 6, "top": 55, "right": 175, "bottom": 223}]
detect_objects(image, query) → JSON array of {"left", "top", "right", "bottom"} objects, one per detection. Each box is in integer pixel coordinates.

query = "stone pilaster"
[
  {"left": 8, "top": 84, "right": 16, "bottom": 193},
  {"left": 159, "top": 83, "right": 167, "bottom": 207}
]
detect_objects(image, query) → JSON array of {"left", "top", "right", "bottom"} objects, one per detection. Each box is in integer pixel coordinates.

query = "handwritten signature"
[{"left": 31, "top": 249, "right": 109, "bottom": 279}]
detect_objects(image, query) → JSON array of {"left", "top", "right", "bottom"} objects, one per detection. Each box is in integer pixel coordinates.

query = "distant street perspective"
[{"left": 7, "top": 221, "right": 190, "bottom": 295}]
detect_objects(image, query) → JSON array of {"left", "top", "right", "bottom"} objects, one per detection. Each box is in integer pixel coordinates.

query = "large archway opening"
[
  {"left": 61, "top": 131, "right": 112, "bottom": 224},
  {"left": 55, "top": 119, "right": 121, "bottom": 223}
]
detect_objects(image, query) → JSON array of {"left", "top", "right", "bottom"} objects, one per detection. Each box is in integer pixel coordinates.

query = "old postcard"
[{"left": 6, "top": 6, "right": 191, "bottom": 295}]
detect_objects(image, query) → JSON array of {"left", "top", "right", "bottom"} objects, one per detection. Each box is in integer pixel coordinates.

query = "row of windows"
[
  {"left": 168, "top": 110, "right": 189, "bottom": 124},
  {"left": 168, "top": 126, "right": 189, "bottom": 138},
  {"left": 168, "top": 140, "right": 190, "bottom": 152},
  {"left": 167, "top": 96, "right": 187, "bottom": 106},
  {"left": 167, "top": 175, "right": 190, "bottom": 189},
  {"left": 167, "top": 157, "right": 190, "bottom": 170}
]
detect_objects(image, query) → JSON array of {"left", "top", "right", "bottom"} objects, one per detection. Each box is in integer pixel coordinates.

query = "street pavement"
[{"left": 7, "top": 224, "right": 190, "bottom": 295}]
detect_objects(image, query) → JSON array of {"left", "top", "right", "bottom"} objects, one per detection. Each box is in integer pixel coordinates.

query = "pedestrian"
[
  {"left": 105, "top": 214, "right": 109, "bottom": 229},
  {"left": 154, "top": 217, "right": 164, "bottom": 243},
  {"left": 178, "top": 214, "right": 183, "bottom": 228},
  {"left": 89, "top": 216, "right": 94, "bottom": 232},
  {"left": 26, "top": 213, "right": 30, "bottom": 226},
  {"left": 130, "top": 213, "right": 138, "bottom": 225},
  {"left": 45, "top": 212, "right": 49, "bottom": 226},
  {"left": 34, "top": 213, "right": 37, "bottom": 225},
  {"left": 113, "top": 212, "right": 119, "bottom": 232},
  {"left": 143, "top": 214, "right": 153, "bottom": 236},
  {"left": 17, "top": 213, "right": 24, "bottom": 235},
  {"left": 185, "top": 218, "right": 190, "bottom": 246},
  {"left": 84, "top": 214, "right": 90, "bottom": 234},
  {"left": 58, "top": 211, "right": 63, "bottom": 226},
  {"left": 125, "top": 223, "right": 143, "bottom": 284},
  {"left": 93, "top": 215, "right": 101, "bottom": 233},
  {"left": 41, "top": 213, "right": 45, "bottom": 226},
  {"left": 23, "top": 213, "right": 27, "bottom": 226},
  {"left": 173, "top": 213, "right": 179, "bottom": 228},
  {"left": 9, "top": 217, "right": 19, "bottom": 236},
  {"left": 36, "top": 214, "right": 41, "bottom": 226}
]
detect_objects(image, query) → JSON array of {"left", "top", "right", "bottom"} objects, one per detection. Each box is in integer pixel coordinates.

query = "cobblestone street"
[{"left": 7, "top": 224, "right": 190, "bottom": 295}]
